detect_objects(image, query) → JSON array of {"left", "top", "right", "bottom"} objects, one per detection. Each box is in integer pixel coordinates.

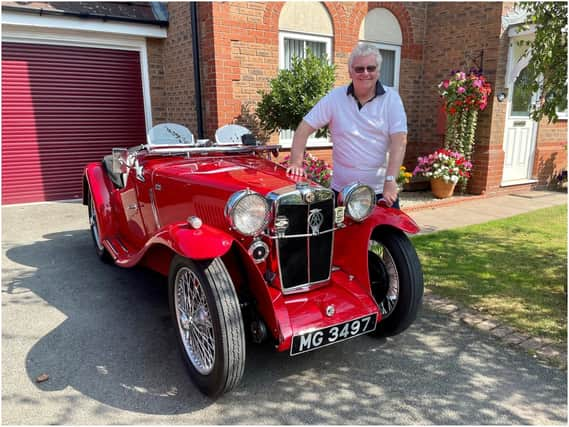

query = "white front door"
[{"left": 502, "top": 38, "right": 538, "bottom": 185}]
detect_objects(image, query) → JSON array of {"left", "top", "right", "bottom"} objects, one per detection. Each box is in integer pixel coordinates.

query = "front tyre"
[
  {"left": 168, "top": 256, "right": 245, "bottom": 397},
  {"left": 368, "top": 228, "right": 423, "bottom": 337}
]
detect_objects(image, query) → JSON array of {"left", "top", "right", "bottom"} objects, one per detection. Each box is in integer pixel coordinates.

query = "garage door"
[{"left": 2, "top": 42, "right": 147, "bottom": 204}]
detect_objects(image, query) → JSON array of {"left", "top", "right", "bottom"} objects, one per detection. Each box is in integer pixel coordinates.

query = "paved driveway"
[{"left": 2, "top": 202, "right": 567, "bottom": 424}]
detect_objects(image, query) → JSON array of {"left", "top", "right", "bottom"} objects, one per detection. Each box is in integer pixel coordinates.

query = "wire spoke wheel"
[
  {"left": 368, "top": 240, "right": 400, "bottom": 319},
  {"left": 368, "top": 228, "right": 424, "bottom": 337},
  {"left": 169, "top": 256, "right": 245, "bottom": 397},
  {"left": 174, "top": 267, "right": 215, "bottom": 375}
]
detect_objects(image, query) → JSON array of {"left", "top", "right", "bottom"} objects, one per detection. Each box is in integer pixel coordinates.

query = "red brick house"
[{"left": 2, "top": 2, "right": 566, "bottom": 204}]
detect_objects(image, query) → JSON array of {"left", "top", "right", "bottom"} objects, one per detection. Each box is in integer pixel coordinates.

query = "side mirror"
[{"left": 112, "top": 148, "right": 128, "bottom": 174}]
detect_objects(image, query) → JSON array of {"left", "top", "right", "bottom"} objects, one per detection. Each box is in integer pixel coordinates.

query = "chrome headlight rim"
[
  {"left": 338, "top": 182, "right": 375, "bottom": 222},
  {"left": 224, "top": 189, "right": 270, "bottom": 236}
]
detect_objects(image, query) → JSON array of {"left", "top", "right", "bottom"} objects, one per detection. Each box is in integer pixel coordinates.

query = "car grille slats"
[{"left": 273, "top": 189, "right": 334, "bottom": 293}]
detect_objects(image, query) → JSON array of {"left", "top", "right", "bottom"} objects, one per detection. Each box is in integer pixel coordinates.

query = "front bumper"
[{"left": 272, "top": 269, "right": 381, "bottom": 352}]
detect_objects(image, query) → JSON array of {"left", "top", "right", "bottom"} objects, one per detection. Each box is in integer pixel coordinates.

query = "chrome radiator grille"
[{"left": 270, "top": 186, "right": 334, "bottom": 293}]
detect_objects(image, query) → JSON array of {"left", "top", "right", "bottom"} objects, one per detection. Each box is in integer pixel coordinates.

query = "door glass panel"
[{"left": 511, "top": 67, "right": 533, "bottom": 117}]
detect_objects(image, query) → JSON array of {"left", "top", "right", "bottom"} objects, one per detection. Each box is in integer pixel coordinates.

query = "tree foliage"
[
  {"left": 256, "top": 50, "right": 336, "bottom": 137},
  {"left": 518, "top": 1, "right": 568, "bottom": 123}
]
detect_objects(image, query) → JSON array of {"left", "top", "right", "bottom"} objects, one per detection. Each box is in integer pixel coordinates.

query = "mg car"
[{"left": 83, "top": 123, "right": 424, "bottom": 397}]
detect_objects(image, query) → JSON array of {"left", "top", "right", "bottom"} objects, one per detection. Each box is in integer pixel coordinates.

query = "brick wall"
[
  {"left": 193, "top": 2, "right": 427, "bottom": 159},
  {"left": 146, "top": 4, "right": 200, "bottom": 134},
  {"left": 534, "top": 119, "right": 568, "bottom": 187},
  {"left": 162, "top": 3, "right": 198, "bottom": 134},
  {"left": 154, "top": 1, "right": 566, "bottom": 195},
  {"left": 146, "top": 38, "right": 167, "bottom": 125},
  {"left": 420, "top": 2, "right": 504, "bottom": 195}
]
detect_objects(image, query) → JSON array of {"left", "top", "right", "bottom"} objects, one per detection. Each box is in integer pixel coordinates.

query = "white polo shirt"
[{"left": 304, "top": 83, "right": 407, "bottom": 193}]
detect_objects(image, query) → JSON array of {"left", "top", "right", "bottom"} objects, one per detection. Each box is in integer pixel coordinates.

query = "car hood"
[{"left": 149, "top": 155, "right": 298, "bottom": 196}]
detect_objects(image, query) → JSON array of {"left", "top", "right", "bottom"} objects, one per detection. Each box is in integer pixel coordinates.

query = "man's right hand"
[
  {"left": 286, "top": 164, "right": 307, "bottom": 177},
  {"left": 287, "top": 120, "right": 315, "bottom": 179}
]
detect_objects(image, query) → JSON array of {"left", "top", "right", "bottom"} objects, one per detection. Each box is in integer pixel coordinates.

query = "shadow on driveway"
[{"left": 3, "top": 227, "right": 567, "bottom": 424}]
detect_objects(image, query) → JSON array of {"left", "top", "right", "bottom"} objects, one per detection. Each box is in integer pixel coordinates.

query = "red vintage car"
[{"left": 83, "top": 123, "right": 423, "bottom": 397}]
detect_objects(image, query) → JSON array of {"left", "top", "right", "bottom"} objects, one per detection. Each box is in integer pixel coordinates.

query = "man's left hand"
[{"left": 382, "top": 181, "right": 399, "bottom": 207}]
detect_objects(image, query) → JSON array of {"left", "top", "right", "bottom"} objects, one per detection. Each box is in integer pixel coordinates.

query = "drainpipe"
[{"left": 190, "top": 2, "right": 205, "bottom": 138}]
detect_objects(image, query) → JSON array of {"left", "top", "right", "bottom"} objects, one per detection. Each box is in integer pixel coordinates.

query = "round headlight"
[
  {"left": 225, "top": 190, "right": 269, "bottom": 236},
  {"left": 339, "top": 183, "right": 374, "bottom": 221}
]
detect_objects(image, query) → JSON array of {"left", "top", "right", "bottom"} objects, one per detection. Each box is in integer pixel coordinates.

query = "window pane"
[
  {"left": 306, "top": 40, "right": 326, "bottom": 57},
  {"left": 281, "top": 36, "right": 330, "bottom": 145},
  {"left": 284, "top": 38, "right": 326, "bottom": 69},
  {"left": 284, "top": 38, "right": 304, "bottom": 69},
  {"left": 280, "top": 129, "right": 294, "bottom": 140},
  {"left": 511, "top": 67, "right": 533, "bottom": 116},
  {"left": 379, "top": 49, "right": 395, "bottom": 87}
]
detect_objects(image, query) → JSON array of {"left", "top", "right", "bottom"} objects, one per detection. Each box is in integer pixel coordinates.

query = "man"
[{"left": 286, "top": 43, "right": 408, "bottom": 208}]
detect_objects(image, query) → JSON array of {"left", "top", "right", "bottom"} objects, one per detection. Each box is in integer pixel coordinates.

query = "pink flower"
[
  {"left": 442, "top": 80, "right": 450, "bottom": 89},
  {"left": 457, "top": 87, "right": 466, "bottom": 94}
]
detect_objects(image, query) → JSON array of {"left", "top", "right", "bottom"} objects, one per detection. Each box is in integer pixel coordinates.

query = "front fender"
[
  {"left": 84, "top": 163, "right": 116, "bottom": 241},
  {"left": 156, "top": 223, "right": 234, "bottom": 260},
  {"left": 368, "top": 205, "right": 420, "bottom": 234},
  {"left": 333, "top": 206, "right": 420, "bottom": 291}
]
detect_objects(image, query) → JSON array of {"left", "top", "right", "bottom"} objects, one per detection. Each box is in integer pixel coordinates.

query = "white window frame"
[
  {"left": 360, "top": 41, "right": 401, "bottom": 90},
  {"left": 278, "top": 31, "right": 333, "bottom": 148},
  {"left": 556, "top": 106, "right": 568, "bottom": 120}
]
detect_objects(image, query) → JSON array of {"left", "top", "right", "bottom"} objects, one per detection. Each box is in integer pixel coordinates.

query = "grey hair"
[{"left": 348, "top": 43, "right": 383, "bottom": 70}]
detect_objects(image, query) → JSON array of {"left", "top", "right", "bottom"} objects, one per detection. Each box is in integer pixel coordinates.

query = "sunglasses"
[{"left": 353, "top": 65, "right": 378, "bottom": 74}]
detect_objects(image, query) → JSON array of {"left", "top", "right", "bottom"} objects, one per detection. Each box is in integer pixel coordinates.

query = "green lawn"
[{"left": 412, "top": 204, "right": 567, "bottom": 344}]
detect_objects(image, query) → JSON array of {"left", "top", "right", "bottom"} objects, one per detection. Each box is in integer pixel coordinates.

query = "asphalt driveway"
[{"left": 2, "top": 201, "right": 567, "bottom": 424}]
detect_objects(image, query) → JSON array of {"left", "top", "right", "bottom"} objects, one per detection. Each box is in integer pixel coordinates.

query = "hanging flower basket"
[
  {"left": 438, "top": 69, "right": 492, "bottom": 192},
  {"left": 430, "top": 178, "right": 456, "bottom": 199}
]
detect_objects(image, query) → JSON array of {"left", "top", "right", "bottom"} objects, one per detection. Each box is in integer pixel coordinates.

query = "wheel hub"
[
  {"left": 180, "top": 312, "right": 191, "bottom": 330},
  {"left": 368, "top": 242, "right": 400, "bottom": 318},
  {"left": 194, "top": 306, "right": 209, "bottom": 327},
  {"left": 369, "top": 251, "right": 390, "bottom": 302}
]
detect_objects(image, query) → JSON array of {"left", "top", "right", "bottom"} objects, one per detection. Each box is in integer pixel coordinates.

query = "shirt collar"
[{"left": 346, "top": 80, "right": 386, "bottom": 98}]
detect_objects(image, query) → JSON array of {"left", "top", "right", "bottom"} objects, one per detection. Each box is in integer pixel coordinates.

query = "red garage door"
[{"left": 2, "top": 42, "right": 147, "bottom": 204}]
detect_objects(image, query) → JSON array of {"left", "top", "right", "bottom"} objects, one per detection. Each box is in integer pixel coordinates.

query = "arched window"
[
  {"left": 278, "top": 2, "right": 333, "bottom": 147},
  {"left": 359, "top": 8, "right": 402, "bottom": 89}
]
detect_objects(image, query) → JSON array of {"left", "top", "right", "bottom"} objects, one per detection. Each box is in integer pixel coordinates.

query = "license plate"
[{"left": 290, "top": 314, "right": 377, "bottom": 355}]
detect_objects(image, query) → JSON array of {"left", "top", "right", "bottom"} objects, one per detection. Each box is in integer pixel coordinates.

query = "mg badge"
[
  {"left": 308, "top": 208, "right": 324, "bottom": 235},
  {"left": 304, "top": 190, "right": 315, "bottom": 204},
  {"left": 326, "top": 305, "right": 335, "bottom": 317}
]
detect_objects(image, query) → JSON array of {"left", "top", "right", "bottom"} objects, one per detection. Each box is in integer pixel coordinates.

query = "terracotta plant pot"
[{"left": 430, "top": 178, "right": 456, "bottom": 199}]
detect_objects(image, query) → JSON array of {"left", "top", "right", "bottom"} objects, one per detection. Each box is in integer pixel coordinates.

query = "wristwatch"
[{"left": 384, "top": 175, "right": 396, "bottom": 182}]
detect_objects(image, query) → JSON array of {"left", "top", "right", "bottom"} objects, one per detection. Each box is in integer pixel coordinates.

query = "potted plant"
[
  {"left": 413, "top": 149, "right": 472, "bottom": 198},
  {"left": 397, "top": 166, "right": 413, "bottom": 191}
]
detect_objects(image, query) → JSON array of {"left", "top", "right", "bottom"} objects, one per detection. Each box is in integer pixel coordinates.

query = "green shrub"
[{"left": 256, "top": 50, "right": 336, "bottom": 138}]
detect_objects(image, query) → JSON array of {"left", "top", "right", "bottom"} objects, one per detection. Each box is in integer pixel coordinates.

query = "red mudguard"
[{"left": 333, "top": 205, "right": 420, "bottom": 292}]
